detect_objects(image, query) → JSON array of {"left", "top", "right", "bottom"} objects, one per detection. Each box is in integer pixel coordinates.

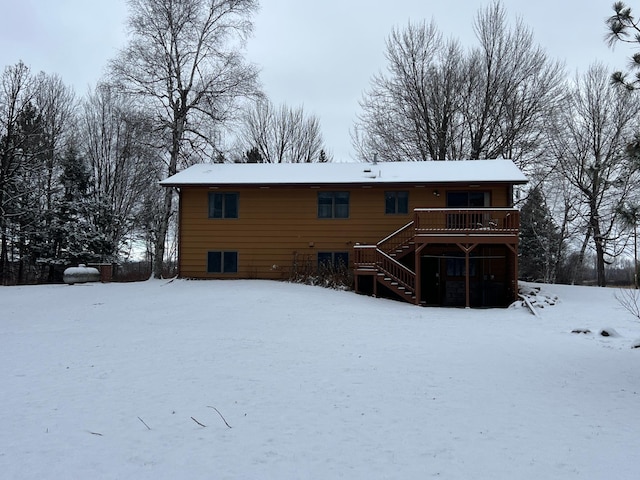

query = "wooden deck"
[{"left": 354, "top": 208, "right": 520, "bottom": 306}]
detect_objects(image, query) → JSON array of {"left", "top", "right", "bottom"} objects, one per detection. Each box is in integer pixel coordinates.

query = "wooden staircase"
[
  {"left": 354, "top": 221, "right": 418, "bottom": 304},
  {"left": 354, "top": 208, "right": 521, "bottom": 306}
]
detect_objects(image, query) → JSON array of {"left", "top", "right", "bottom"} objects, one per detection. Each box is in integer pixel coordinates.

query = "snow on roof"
[{"left": 160, "top": 159, "right": 528, "bottom": 187}]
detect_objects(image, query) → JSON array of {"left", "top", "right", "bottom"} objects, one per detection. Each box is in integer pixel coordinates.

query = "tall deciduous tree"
[
  {"left": 548, "top": 64, "right": 640, "bottom": 286},
  {"left": 30, "top": 73, "right": 76, "bottom": 281},
  {"left": 0, "top": 63, "right": 84, "bottom": 283},
  {"left": 110, "top": 0, "right": 261, "bottom": 277},
  {"left": 354, "top": 20, "right": 464, "bottom": 162},
  {"left": 81, "top": 83, "right": 156, "bottom": 261},
  {"left": 238, "top": 100, "right": 328, "bottom": 163},
  {"left": 353, "top": 1, "right": 564, "bottom": 168},
  {"left": 617, "top": 201, "right": 640, "bottom": 288},
  {"left": 462, "top": 2, "right": 564, "bottom": 165},
  {"left": 0, "top": 62, "right": 38, "bottom": 283}
]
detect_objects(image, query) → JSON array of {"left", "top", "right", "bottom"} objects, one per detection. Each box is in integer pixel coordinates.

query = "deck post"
[
  {"left": 465, "top": 251, "right": 470, "bottom": 308},
  {"left": 415, "top": 246, "right": 421, "bottom": 305},
  {"left": 512, "top": 243, "right": 519, "bottom": 301},
  {"left": 456, "top": 242, "right": 477, "bottom": 309}
]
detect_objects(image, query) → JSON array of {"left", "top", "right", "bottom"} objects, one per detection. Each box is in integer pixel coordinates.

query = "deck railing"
[
  {"left": 354, "top": 207, "right": 519, "bottom": 271},
  {"left": 414, "top": 208, "right": 519, "bottom": 235},
  {"left": 353, "top": 245, "right": 415, "bottom": 293},
  {"left": 353, "top": 245, "right": 378, "bottom": 269}
]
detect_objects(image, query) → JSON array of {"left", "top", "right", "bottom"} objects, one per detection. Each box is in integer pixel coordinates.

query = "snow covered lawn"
[{"left": 1, "top": 279, "right": 639, "bottom": 479}]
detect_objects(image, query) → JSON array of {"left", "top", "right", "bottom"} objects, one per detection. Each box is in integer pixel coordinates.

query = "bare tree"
[
  {"left": 80, "top": 83, "right": 157, "bottom": 261},
  {"left": 548, "top": 64, "right": 640, "bottom": 286},
  {"left": 110, "top": 0, "right": 261, "bottom": 277},
  {"left": 462, "top": 1, "right": 565, "bottom": 167},
  {"left": 0, "top": 62, "right": 38, "bottom": 283},
  {"left": 239, "top": 99, "right": 327, "bottom": 163},
  {"left": 30, "top": 73, "right": 77, "bottom": 280},
  {"left": 354, "top": 20, "right": 465, "bottom": 162},
  {"left": 353, "top": 2, "right": 564, "bottom": 166},
  {"left": 617, "top": 202, "right": 640, "bottom": 288}
]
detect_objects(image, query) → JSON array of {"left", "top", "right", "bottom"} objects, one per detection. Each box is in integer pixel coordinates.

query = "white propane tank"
[{"left": 63, "top": 264, "right": 101, "bottom": 285}]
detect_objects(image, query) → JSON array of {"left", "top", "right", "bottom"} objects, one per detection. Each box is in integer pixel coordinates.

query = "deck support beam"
[
  {"left": 414, "top": 243, "right": 430, "bottom": 305},
  {"left": 456, "top": 243, "right": 478, "bottom": 308},
  {"left": 506, "top": 242, "right": 518, "bottom": 302}
]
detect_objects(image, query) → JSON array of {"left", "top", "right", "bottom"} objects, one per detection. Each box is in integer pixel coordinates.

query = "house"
[{"left": 160, "top": 159, "right": 527, "bottom": 307}]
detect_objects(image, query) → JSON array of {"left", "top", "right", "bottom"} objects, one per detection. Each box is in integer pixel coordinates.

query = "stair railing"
[
  {"left": 376, "top": 221, "right": 415, "bottom": 254},
  {"left": 376, "top": 249, "right": 415, "bottom": 293}
]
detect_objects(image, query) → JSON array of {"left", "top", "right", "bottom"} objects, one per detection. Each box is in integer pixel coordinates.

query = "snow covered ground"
[{"left": 1, "top": 279, "right": 639, "bottom": 479}]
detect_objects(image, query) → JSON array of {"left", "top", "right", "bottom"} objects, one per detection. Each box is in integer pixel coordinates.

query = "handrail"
[
  {"left": 376, "top": 249, "right": 415, "bottom": 292},
  {"left": 377, "top": 221, "right": 414, "bottom": 249}
]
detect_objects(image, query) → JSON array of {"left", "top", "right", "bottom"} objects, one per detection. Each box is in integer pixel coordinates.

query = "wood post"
[{"left": 456, "top": 243, "right": 478, "bottom": 308}]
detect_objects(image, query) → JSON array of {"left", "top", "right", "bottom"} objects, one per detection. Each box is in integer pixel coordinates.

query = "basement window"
[
  {"left": 207, "top": 251, "right": 238, "bottom": 274},
  {"left": 318, "top": 252, "right": 349, "bottom": 271}
]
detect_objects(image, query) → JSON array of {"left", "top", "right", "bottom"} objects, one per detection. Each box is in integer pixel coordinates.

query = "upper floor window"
[
  {"left": 385, "top": 191, "right": 409, "bottom": 214},
  {"left": 446, "top": 191, "right": 490, "bottom": 207},
  {"left": 208, "top": 192, "right": 238, "bottom": 218},
  {"left": 318, "top": 191, "right": 349, "bottom": 218}
]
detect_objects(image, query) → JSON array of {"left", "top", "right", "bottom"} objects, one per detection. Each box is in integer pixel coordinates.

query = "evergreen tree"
[
  {"left": 606, "top": 2, "right": 640, "bottom": 89},
  {"left": 519, "top": 187, "right": 562, "bottom": 283},
  {"left": 49, "top": 143, "right": 102, "bottom": 268},
  {"left": 245, "top": 146, "right": 263, "bottom": 163}
]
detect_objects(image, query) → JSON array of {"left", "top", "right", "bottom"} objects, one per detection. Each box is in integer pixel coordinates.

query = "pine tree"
[
  {"left": 245, "top": 146, "right": 263, "bottom": 163},
  {"left": 606, "top": 2, "right": 640, "bottom": 89},
  {"left": 519, "top": 187, "right": 562, "bottom": 283}
]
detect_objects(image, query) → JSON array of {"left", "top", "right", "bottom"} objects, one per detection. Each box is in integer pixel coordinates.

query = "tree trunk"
[
  {"left": 153, "top": 112, "right": 184, "bottom": 279},
  {"left": 0, "top": 230, "right": 7, "bottom": 284},
  {"left": 590, "top": 203, "right": 607, "bottom": 287},
  {"left": 572, "top": 228, "right": 591, "bottom": 285},
  {"left": 152, "top": 186, "right": 173, "bottom": 279},
  {"left": 594, "top": 234, "right": 607, "bottom": 287}
]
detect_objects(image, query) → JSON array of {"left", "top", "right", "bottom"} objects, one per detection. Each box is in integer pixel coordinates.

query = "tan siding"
[{"left": 178, "top": 184, "right": 513, "bottom": 278}]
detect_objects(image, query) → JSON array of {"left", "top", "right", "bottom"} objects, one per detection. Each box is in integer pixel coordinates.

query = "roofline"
[{"left": 160, "top": 179, "right": 528, "bottom": 188}]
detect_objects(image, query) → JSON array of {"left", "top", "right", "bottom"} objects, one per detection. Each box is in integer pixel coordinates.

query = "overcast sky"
[{"left": 0, "top": 0, "right": 632, "bottom": 161}]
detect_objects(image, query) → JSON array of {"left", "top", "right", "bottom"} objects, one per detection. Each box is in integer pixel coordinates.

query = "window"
[
  {"left": 446, "top": 257, "right": 476, "bottom": 277},
  {"left": 318, "top": 191, "right": 349, "bottom": 218},
  {"left": 446, "top": 191, "right": 489, "bottom": 207},
  {"left": 446, "top": 191, "right": 490, "bottom": 229},
  {"left": 385, "top": 191, "right": 409, "bottom": 214},
  {"left": 318, "top": 252, "right": 349, "bottom": 270},
  {"left": 207, "top": 251, "right": 238, "bottom": 273},
  {"left": 208, "top": 192, "right": 239, "bottom": 218}
]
